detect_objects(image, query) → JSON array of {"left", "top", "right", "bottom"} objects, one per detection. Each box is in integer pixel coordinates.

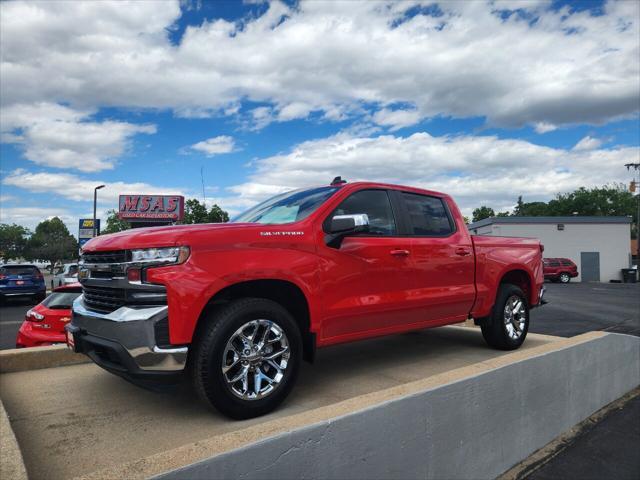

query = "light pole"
[{"left": 93, "top": 185, "right": 105, "bottom": 238}]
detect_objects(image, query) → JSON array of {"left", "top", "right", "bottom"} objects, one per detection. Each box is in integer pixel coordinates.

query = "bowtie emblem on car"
[{"left": 78, "top": 268, "right": 90, "bottom": 280}]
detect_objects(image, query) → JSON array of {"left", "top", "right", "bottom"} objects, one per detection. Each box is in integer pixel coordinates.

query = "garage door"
[{"left": 580, "top": 252, "right": 600, "bottom": 282}]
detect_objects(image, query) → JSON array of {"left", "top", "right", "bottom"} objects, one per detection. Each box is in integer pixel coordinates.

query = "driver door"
[{"left": 318, "top": 189, "right": 418, "bottom": 343}]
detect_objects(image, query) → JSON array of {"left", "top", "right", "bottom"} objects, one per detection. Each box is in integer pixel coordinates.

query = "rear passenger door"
[{"left": 397, "top": 192, "right": 475, "bottom": 323}]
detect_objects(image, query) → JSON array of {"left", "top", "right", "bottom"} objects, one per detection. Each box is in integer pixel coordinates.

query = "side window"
[
  {"left": 401, "top": 193, "right": 454, "bottom": 236},
  {"left": 330, "top": 190, "right": 397, "bottom": 236}
]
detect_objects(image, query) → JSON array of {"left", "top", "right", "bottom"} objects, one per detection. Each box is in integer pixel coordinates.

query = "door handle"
[
  {"left": 390, "top": 249, "right": 410, "bottom": 257},
  {"left": 455, "top": 247, "right": 472, "bottom": 256}
]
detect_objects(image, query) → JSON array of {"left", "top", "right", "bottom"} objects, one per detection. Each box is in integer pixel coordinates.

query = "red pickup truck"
[{"left": 69, "top": 180, "right": 545, "bottom": 418}]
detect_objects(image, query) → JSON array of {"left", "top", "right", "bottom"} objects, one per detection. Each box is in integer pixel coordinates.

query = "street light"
[{"left": 93, "top": 185, "right": 105, "bottom": 238}]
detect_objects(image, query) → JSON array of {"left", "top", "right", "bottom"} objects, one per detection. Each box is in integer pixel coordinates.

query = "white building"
[{"left": 467, "top": 216, "right": 632, "bottom": 282}]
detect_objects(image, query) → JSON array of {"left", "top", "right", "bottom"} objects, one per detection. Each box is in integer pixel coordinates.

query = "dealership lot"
[{"left": 1, "top": 282, "right": 638, "bottom": 351}]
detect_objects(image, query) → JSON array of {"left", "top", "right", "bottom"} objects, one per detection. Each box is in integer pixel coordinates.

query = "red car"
[
  {"left": 69, "top": 180, "right": 545, "bottom": 418},
  {"left": 16, "top": 284, "right": 82, "bottom": 348},
  {"left": 543, "top": 258, "right": 579, "bottom": 283}
]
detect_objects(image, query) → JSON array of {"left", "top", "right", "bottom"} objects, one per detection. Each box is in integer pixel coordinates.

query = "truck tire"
[
  {"left": 559, "top": 272, "right": 570, "bottom": 283},
  {"left": 191, "top": 298, "right": 302, "bottom": 419},
  {"left": 481, "top": 283, "right": 529, "bottom": 350}
]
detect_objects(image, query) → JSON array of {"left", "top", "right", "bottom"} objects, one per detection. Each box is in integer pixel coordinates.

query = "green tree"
[
  {"left": 26, "top": 217, "right": 78, "bottom": 269},
  {"left": 547, "top": 184, "right": 635, "bottom": 217},
  {"left": 0, "top": 223, "right": 30, "bottom": 261},
  {"left": 183, "top": 199, "right": 229, "bottom": 224},
  {"left": 472, "top": 206, "right": 495, "bottom": 223},
  {"left": 102, "top": 209, "right": 131, "bottom": 234}
]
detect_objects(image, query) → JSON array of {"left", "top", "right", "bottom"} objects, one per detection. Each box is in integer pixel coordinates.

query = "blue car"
[{"left": 0, "top": 264, "right": 46, "bottom": 304}]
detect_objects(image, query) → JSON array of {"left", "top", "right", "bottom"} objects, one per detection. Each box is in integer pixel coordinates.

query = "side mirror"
[{"left": 329, "top": 214, "right": 370, "bottom": 234}]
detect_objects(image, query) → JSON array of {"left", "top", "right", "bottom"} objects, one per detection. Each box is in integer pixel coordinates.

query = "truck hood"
[{"left": 82, "top": 223, "right": 257, "bottom": 251}]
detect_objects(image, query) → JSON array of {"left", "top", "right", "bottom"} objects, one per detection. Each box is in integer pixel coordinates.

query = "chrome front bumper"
[{"left": 69, "top": 295, "right": 188, "bottom": 374}]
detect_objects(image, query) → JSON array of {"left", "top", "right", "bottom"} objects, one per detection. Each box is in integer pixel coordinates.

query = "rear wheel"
[
  {"left": 481, "top": 284, "right": 529, "bottom": 350},
  {"left": 559, "top": 272, "right": 570, "bottom": 283},
  {"left": 191, "top": 298, "right": 302, "bottom": 419}
]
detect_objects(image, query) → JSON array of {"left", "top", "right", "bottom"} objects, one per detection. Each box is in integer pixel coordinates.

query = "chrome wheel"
[
  {"left": 222, "top": 319, "right": 290, "bottom": 401},
  {"left": 503, "top": 295, "right": 526, "bottom": 340},
  {"left": 560, "top": 273, "right": 570, "bottom": 283}
]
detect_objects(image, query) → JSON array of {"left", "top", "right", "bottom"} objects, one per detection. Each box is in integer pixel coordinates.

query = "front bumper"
[{"left": 67, "top": 296, "right": 188, "bottom": 382}]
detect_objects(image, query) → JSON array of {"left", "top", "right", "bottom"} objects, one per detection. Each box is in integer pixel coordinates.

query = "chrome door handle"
[{"left": 390, "top": 249, "right": 410, "bottom": 257}]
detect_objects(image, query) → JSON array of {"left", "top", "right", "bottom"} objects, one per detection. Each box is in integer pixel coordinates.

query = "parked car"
[
  {"left": 16, "top": 284, "right": 82, "bottom": 348},
  {"left": 543, "top": 257, "right": 578, "bottom": 283},
  {"left": 53, "top": 263, "right": 79, "bottom": 287},
  {"left": 68, "top": 179, "right": 545, "bottom": 419},
  {"left": 0, "top": 264, "right": 46, "bottom": 304}
]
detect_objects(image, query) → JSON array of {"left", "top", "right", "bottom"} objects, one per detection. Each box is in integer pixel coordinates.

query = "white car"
[{"left": 53, "top": 263, "right": 79, "bottom": 287}]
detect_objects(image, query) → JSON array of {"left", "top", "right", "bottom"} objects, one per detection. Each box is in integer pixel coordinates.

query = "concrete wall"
[
  {"left": 157, "top": 332, "right": 640, "bottom": 480},
  {"left": 473, "top": 222, "right": 631, "bottom": 282}
]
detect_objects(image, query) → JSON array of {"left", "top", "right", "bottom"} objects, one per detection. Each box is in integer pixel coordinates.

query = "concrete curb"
[
  {"left": 150, "top": 331, "right": 640, "bottom": 480},
  {"left": 0, "top": 345, "right": 89, "bottom": 373},
  {"left": 71, "top": 331, "right": 639, "bottom": 480},
  {"left": 0, "top": 398, "right": 27, "bottom": 480}
]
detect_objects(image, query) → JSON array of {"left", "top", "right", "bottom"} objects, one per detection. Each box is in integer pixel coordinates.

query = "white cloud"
[
  {"left": 0, "top": 206, "right": 76, "bottom": 232},
  {"left": 0, "top": 0, "right": 637, "bottom": 131},
  {"left": 533, "top": 122, "right": 557, "bottom": 134},
  {"left": 224, "top": 130, "right": 639, "bottom": 214},
  {"left": 573, "top": 135, "right": 603, "bottom": 151},
  {"left": 1, "top": 103, "right": 156, "bottom": 171},
  {"left": 189, "top": 135, "right": 237, "bottom": 156},
  {"left": 2, "top": 169, "right": 187, "bottom": 204},
  {"left": 372, "top": 108, "right": 421, "bottom": 131}
]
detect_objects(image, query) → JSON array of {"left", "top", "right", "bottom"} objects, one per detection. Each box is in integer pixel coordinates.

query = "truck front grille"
[
  {"left": 83, "top": 286, "right": 127, "bottom": 313},
  {"left": 82, "top": 250, "right": 130, "bottom": 264}
]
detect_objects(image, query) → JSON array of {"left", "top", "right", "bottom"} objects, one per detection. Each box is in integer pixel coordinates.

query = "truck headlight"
[{"left": 130, "top": 246, "right": 190, "bottom": 265}]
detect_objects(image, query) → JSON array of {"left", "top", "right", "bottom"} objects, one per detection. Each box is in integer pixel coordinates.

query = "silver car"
[{"left": 53, "top": 263, "right": 79, "bottom": 287}]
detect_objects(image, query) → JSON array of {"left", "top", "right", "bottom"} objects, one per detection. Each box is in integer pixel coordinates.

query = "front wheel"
[
  {"left": 191, "top": 298, "right": 302, "bottom": 419},
  {"left": 559, "top": 273, "right": 571, "bottom": 283},
  {"left": 481, "top": 284, "right": 529, "bottom": 350}
]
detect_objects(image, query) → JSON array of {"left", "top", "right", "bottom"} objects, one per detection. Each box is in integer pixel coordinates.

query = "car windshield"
[
  {"left": 41, "top": 291, "right": 82, "bottom": 309},
  {"left": 232, "top": 187, "right": 339, "bottom": 224}
]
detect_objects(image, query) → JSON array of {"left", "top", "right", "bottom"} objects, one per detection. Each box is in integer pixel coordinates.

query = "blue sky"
[{"left": 1, "top": 0, "right": 638, "bottom": 234}]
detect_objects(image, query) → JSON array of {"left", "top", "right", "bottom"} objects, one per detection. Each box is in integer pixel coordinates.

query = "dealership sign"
[
  {"left": 78, "top": 218, "right": 100, "bottom": 248},
  {"left": 118, "top": 195, "right": 185, "bottom": 221}
]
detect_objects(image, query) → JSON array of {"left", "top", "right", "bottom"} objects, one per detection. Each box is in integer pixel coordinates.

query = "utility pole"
[{"left": 625, "top": 163, "right": 640, "bottom": 265}]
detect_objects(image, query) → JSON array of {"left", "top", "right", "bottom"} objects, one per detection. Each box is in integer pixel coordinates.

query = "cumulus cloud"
[
  {"left": 372, "top": 108, "right": 421, "bottom": 131},
  {"left": 224, "top": 130, "right": 639, "bottom": 216},
  {"left": 573, "top": 135, "right": 603, "bottom": 151},
  {"left": 1, "top": 0, "right": 638, "bottom": 131},
  {"left": 1, "top": 103, "right": 156, "bottom": 171},
  {"left": 189, "top": 135, "right": 237, "bottom": 156},
  {"left": 2, "top": 170, "right": 188, "bottom": 204},
  {"left": 0, "top": 206, "right": 76, "bottom": 232}
]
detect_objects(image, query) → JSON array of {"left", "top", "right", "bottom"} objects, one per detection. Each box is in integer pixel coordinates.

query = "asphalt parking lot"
[{"left": 530, "top": 282, "right": 640, "bottom": 337}]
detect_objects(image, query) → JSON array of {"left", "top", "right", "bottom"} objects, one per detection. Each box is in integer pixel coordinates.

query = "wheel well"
[
  {"left": 195, "top": 279, "right": 315, "bottom": 363},
  {"left": 500, "top": 269, "right": 532, "bottom": 303}
]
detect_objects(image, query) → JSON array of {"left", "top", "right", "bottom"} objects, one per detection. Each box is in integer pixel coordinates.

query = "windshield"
[
  {"left": 232, "top": 187, "right": 339, "bottom": 224},
  {"left": 41, "top": 291, "right": 82, "bottom": 309}
]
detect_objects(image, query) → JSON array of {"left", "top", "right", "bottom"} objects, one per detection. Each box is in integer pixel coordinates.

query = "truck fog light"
[{"left": 127, "top": 268, "right": 141, "bottom": 282}]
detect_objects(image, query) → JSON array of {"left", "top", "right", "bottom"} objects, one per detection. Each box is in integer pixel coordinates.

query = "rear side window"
[
  {"left": 330, "top": 190, "right": 397, "bottom": 236},
  {"left": 42, "top": 291, "right": 82, "bottom": 309},
  {"left": 1, "top": 266, "right": 38, "bottom": 276},
  {"left": 561, "top": 260, "right": 573, "bottom": 266},
  {"left": 401, "top": 193, "right": 454, "bottom": 236}
]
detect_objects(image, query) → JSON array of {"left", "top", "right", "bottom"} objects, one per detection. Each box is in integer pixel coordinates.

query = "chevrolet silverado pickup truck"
[{"left": 68, "top": 180, "right": 545, "bottom": 419}]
